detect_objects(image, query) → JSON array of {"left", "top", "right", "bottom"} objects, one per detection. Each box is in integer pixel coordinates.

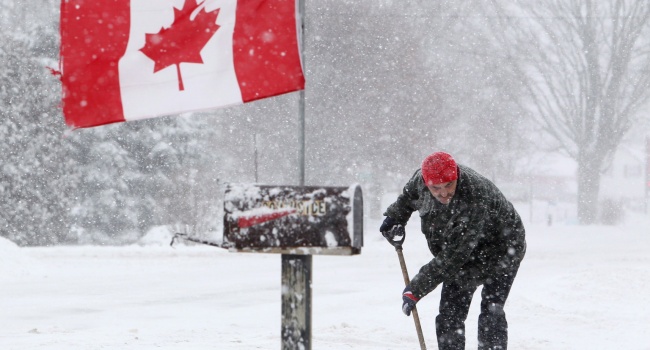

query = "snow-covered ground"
[{"left": 2, "top": 210, "right": 650, "bottom": 349}]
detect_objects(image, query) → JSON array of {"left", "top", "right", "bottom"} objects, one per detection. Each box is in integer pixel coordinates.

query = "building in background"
[{"left": 600, "top": 141, "right": 647, "bottom": 214}]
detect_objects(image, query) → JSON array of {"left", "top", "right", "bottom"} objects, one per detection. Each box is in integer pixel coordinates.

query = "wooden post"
[{"left": 281, "top": 254, "right": 312, "bottom": 349}]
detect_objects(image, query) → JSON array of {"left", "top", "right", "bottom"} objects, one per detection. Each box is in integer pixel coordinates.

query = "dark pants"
[{"left": 435, "top": 270, "right": 518, "bottom": 350}]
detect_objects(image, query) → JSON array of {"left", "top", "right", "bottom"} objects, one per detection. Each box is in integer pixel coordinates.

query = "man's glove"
[
  {"left": 379, "top": 216, "right": 399, "bottom": 233},
  {"left": 380, "top": 217, "right": 406, "bottom": 247},
  {"left": 402, "top": 285, "right": 419, "bottom": 316}
]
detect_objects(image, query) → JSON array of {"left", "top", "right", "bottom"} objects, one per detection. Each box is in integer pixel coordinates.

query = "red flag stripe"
[
  {"left": 59, "top": 0, "right": 130, "bottom": 128},
  {"left": 232, "top": 0, "right": 305, "bottom": 102}
]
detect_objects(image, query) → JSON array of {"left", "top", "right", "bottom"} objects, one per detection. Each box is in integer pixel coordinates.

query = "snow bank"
[
  {"left": 136, "top": 226, "right": 176, "bottom": 246},
  {"left": 0, "top": 236, "right": 43, "bottom": 278}
]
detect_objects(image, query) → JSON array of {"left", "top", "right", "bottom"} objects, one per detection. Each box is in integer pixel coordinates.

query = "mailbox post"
[
  {"left": 281, "top": 254, "right": 312, "bottom": 348},
  {"left": 223, "top": 183, "right": 363, "bottom": 349}
]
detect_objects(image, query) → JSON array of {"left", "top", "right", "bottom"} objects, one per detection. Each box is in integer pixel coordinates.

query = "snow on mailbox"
[{"left": 222, "top": 183, "right": 363, "bottom": 255}]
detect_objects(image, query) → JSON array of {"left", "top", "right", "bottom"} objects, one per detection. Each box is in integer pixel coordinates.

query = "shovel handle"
[{"left": 396, "top": 247, "right": 427, "bottom": 350}]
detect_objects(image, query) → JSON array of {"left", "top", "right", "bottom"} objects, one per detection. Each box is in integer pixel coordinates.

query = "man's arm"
[{"left": 383, "top": 170, "right": 422, "bottom": 224}]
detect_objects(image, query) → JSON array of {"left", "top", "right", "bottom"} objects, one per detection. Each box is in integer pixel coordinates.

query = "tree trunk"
[{"left": 577, "top": 154, "right": 601, "bottom": 224}]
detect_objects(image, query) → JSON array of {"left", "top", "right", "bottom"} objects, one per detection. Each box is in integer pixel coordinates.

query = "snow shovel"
[{"left": 386, "top": 226, "right": 427, "bottom": 350}]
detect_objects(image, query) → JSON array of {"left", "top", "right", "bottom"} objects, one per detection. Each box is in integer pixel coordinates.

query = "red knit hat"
[{"left": 421, "top": 152, "right": 458, "bottom": 185}]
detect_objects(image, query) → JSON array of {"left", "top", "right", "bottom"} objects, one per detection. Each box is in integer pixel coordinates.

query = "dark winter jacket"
[{"left": 384, "top": 164, "right": 526, "bottom": 299}]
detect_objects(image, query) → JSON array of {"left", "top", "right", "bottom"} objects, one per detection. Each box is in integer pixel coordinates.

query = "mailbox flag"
[{"left": 59, "top": 0, "right": 305, "bottom": 128}]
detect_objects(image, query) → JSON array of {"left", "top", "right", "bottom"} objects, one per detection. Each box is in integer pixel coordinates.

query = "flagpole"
[
  {"left": 298, "top": 0, "right": 306, "bottom": 187},
  {"left": 281, "top": 0, "right": 312, "bottom": 349}
]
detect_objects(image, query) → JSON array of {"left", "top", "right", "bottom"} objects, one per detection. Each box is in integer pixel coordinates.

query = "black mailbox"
[{"left": 222, "top": 183, "right": 363, "bottom": 255}]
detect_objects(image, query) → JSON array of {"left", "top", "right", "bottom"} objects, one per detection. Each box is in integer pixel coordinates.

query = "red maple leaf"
[{"left": 140, "top": 1, "right": 220, "bottom": 91}]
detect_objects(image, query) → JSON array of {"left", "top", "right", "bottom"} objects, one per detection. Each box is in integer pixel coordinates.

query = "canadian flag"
[{"left": 59, "top": 0, "right": 305, "bottom": 128}]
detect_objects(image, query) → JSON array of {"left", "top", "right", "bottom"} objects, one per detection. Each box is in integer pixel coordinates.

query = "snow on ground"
[{"left": 1, "top": 211, "right": 650, "bottom": 349}]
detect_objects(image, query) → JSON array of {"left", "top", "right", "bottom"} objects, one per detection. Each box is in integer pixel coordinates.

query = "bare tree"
[{"left": 489, "top": 0, "right": 650, "bottom": 223}]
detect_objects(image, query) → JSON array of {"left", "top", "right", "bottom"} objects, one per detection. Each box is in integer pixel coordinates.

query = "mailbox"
[{"left": 222, "top": 183, "right": 363, "bottom": 255}]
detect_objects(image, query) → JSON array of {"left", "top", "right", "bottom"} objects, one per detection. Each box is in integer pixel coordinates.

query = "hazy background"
[{"left": 1, "top": 0, "right": 649, "bottom": 246}]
